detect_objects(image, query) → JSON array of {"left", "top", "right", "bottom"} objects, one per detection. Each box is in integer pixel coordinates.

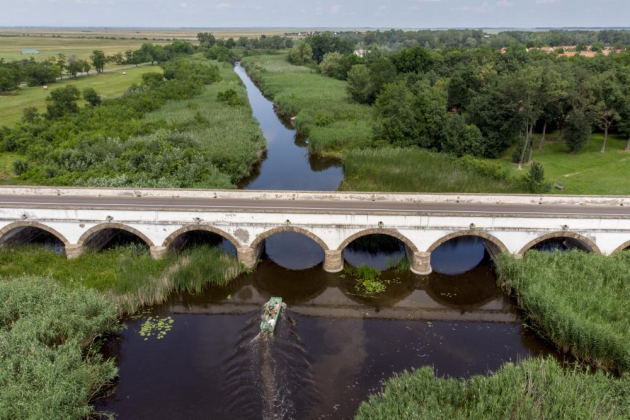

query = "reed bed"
[
  {"left": 341, "top": 148, "right": 525, "bottom": 193},
  {"left": 241, "top": 54, "right": 373, "bottom": 153},
  {"left": 355, "top": 357, "right": 630, "bottom": 420},
  {"left": 0, "top": 277, "right": 119, "bottom": 419},
  {"left": 496, "top": 250, "right": 630, "bottom": 373},
  {"left": 0, "top": 244, "right": 244, "bottom": 315}
]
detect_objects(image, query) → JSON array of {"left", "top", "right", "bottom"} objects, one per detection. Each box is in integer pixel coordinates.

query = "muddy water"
[
  {"left": 96, "top": 237, "right": 556, "bottom": 419},
  {"left": 95, "top": 65, "right": 558, "bottom": 419}
]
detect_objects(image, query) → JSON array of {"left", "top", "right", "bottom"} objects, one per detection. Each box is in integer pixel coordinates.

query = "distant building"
[
  {"left": 354, "top": 49, "right": 367, "bottom": 58},
  {"left": 20, "top": 48, "right": 39, "bottom": 55}
]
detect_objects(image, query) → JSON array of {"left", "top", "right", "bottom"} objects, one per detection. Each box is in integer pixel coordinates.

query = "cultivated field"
[{"left": 0, "top": 35, "right": 169, "bottom": 63}]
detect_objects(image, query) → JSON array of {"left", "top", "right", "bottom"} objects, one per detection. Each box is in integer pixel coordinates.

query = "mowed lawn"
[
  {"left": 0, "top": 36, "right": 168, "bottom": 65},
  {"left": 0, "top": 65, "right": 160, "bottom": 127},
  {"left": 496, "top": 132, "right": 630, "bottom": 195}
]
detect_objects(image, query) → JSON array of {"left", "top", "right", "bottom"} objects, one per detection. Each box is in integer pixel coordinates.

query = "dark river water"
[{"left": 95, "top": 65, "right": 557, "bottom": 419}]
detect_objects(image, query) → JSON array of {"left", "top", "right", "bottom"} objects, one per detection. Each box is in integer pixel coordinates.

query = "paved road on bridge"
[{"left": 1, "top": 194, "right": 629, "bottom": 217}]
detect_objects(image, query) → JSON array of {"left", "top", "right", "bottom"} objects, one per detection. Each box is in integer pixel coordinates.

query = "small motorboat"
[{"left": 260, "top": 297, "right": 283, "bottom": 333}]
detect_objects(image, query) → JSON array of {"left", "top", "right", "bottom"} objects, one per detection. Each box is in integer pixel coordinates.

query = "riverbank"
[
  {"left": 496, "top": 250, "right": 630, "bottom": 373},
  {"left": 0, "top": 245, "right": 244, "bottom": 418},
  {"left": 356, "top": 250, "right": 630, "bottom": 418},
  {"left": 355, "top": 357, "right": 630, "bottom": 419}
]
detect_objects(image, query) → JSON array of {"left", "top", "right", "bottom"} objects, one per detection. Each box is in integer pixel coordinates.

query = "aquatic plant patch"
[{"left": 139, "top": 316, "right": 174, "bottom": 340}]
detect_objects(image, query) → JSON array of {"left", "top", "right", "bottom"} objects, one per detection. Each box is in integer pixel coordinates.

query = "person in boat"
[
  {"left": 273, "top": 302, "right": 280, "bottom": 312},
  {"left": 268, "top": 318, "right": 276, "bottom": 328}
]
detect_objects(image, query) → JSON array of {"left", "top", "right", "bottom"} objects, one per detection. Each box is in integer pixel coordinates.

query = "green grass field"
[
  {"left": 241, "top": 53, "right": 374, "bottom": 153},
  {"left": 495, "top": 133, "right": 630, "bottom": 195},
  {"left": 0, "top": 35, "right": 168, "bottom": 65},
  {"left": 0, "top": 65, "right": 159, "bottom": 127}
]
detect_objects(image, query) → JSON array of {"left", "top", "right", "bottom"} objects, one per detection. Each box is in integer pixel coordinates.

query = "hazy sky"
[{"left": 1, "top": 0, "right": 629, "bottom": 29}]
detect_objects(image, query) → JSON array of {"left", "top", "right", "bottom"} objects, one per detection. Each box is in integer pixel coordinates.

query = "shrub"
[
  {"left": 12, "top": 159, "right": 29, "bottom": 175},
  {"left": 217, "top": 88, "right": 245, "bottom": 106},
  {"left": 523, "top": 161, "right": 551, "bottom": 193}
]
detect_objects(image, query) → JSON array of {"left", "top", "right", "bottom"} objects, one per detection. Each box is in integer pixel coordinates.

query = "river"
[{"left": 94, "top": 64, "right": 557, "bottom": 419}]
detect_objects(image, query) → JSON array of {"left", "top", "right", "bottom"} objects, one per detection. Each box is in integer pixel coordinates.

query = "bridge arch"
[
  {"left": 517, "top": 231, "right": 602, "bottom": 256},
  {"left": 77, "top": 223, "right": 155, "bottom": 248},
  {"left": 0, "top": 221, "right": 70, "bottom": 246},
  {"left": 337, "top": 229, "right": 418, "bottom": 253},
  {"left": 250, "top": 226, "right": 329, "bottom": 251},
  {"left": 427, "top": 230, "right": 508, "bottom": 254},
  {"left": 162, "top": 225, "right": 240, "bottom": 249},
  {"left": 612, "top": 240, "right": 630, "bottom": 255}
]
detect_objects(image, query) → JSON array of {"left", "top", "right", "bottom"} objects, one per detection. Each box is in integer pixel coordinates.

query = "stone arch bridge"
[{"left": 1, "top": 187, "right": 629, "bottom": 275}]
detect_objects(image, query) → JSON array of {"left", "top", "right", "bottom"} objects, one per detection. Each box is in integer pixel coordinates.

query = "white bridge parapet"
[{"left": 0, "top": 187, "right": 629, "bottom": 274}]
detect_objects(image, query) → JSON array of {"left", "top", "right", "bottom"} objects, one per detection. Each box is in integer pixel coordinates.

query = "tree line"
[
  {"left": 288, "top": 36, "right": 630, "bottom": 164},
  {"left": 0, "top": 40, "right": 198, "bottom": 92}
]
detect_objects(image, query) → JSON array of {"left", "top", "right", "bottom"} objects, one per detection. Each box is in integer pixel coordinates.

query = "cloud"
[
  {"left": 496, "top": 0, "right": 513, "bottom": 7},
  {"left": 535, "top": 0, "right": 563, "bottom": 3},
  {"left": 330, "top": 4, "right": 341, "bottom": 14},
  {"left": 215, "top": 2, "right": 232, "bottom": 9}
]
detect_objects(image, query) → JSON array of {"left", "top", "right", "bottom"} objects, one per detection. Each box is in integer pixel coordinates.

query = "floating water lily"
[{"left": 139, "top": 316, "right": 175, "bottom": 341}]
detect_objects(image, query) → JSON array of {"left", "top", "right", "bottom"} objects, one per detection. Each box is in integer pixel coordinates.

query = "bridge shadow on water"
[{"left": 96, "top": 233, "right": 563, "bottom": 420}]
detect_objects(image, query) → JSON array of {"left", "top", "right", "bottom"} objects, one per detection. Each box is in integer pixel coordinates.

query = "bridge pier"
[
  {"left": 65, "top": 244, "right": 84, "bottom": 260},
  {"left": 237, "top": 246, "right": 262, "bottom": 269},
  {"left": 150, "top": 246, "right": 168, "bottom": 259},
  {"left": 324, "top": 250, "right": 344, "bottom": 273},
  {"left": 410, "top": 251, "right": 432, "bottom": 276}
]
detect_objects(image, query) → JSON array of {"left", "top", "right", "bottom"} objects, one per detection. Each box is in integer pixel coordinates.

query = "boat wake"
[{"left": 221, "top": 308, "right": 319, "bottom": 419}]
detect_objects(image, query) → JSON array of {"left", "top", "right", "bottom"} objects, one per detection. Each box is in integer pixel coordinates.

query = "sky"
[{"left": 1, "top": 0, "right": 629, "bottom": 29}]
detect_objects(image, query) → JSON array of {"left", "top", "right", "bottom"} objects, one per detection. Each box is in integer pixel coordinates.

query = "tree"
[
  {"left": 287, "top": 42, "right": 313, "bottom": 66},
  {"left": 590, "top": 71, "right": 622, "bottom": 153},
  {"left": 304, "top": 34, "right": 354, "bottom": 63},
  {"left": 442, "top": 113, "right": 485, "bottom": 157},
  {"left": 391, "top": 46, "right": 434, "bottom": 74},
  {"left": 0, "top": 67, "right": 20, "bottom": 92},
  {"left": 347, "top": 64, "right": 373, "bottom": 104},
  {"left": 523, "top": 161, "right": 551, "bottom": 193},
  {"left": 82, "top": 87, "right": 101, "bottom": 107},
  {"left": 90, "top": 50, "right": 106, "bottom": 73},
  {"left": 66, "top": 60, "right": 83, "bottom": 78},
  {"left": 80, "top": 60, "right": 91, "bottom": 74},
  {"left": 564, "top": 109, "right": 592, "bottom": 153},
  {"left": 46, "top": 85, "right": 81, "bottom": 119},
  {"left": 197, "top": 32, "right": 217, "bottom": 49},
  {"left": 23, "top": 61, "right": 57, "bottom": 86}
]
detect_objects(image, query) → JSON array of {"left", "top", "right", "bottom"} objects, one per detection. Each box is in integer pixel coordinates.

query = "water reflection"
[
  {"left": 96, "top": 235, "right": 559, "bottom": 419},
  {"left": 343, "top": 234, "right": 405, "bottom": 271},
  {"left": 431, "top": 236, "right": 486, "bottom": 276},
  {"left": 234, "top": 63, "right": 344, "bottom": 191}
]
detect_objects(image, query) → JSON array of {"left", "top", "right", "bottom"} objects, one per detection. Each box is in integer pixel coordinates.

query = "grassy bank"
[
  {"left": 0, "top": 277, "right": 120, "bottom": 419},
  {"left": 495, "top": 132, "right": 630, "bottom": 195},
  {"left": 355, "top": 357, "right": 630, "bottom": 420},
  {"left": 341, "top": 148, "right": 526, "bottom": 193},
  {"left": 145, "top": 57, "right": 265, "bottom": 184},
  {"left": 496, "top": 250, "right": 630, "bottom": 372},
  {"left": 241, "top": 53, "right": 373, "bottom": 153},
  {"left": 0, "top": 65, "right": 159, "bottom": 127}
]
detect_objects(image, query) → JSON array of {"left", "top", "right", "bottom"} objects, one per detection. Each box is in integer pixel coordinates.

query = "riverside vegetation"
[
  {"left": 243, "top": 28, "right": 630, "bottom": 194},
  {"left": 356, "top": 250, "right": 630, "bottom": 418},
  {"left": 0, "top": 244, "right": 244, "bottom": 418},
  {"left": 0, "top": 43, "right": 265, "bottom": 188}
]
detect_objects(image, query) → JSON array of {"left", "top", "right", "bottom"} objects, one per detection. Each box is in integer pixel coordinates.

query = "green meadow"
[{"left": 0, "top": 65, "right": 159, "bottom": 127}]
